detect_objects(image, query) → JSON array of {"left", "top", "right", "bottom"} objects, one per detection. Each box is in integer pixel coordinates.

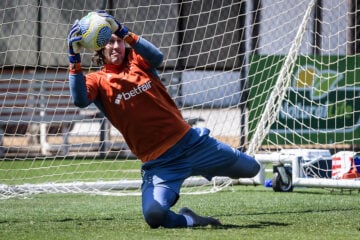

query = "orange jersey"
[{"left": 85, "top": 50, "right": 190, "bottom": 162}]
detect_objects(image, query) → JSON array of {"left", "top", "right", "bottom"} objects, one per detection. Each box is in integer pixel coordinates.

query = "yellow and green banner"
[{"left": 248, "top": 55, "right": 360, "bottom": 145}]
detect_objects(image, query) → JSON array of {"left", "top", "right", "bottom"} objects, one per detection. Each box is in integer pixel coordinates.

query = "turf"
[{"left": 1, "top": 186, "right": 360, "bottom": 240}]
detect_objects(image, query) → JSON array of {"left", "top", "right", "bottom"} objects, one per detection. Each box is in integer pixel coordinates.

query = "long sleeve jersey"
[{"left": 69, "top": 34, "right": 190, "bottom": 162}]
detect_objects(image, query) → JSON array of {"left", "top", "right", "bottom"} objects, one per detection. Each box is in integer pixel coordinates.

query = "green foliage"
[{"left": 1, "top": 186, "right": 360, "bottom": 240}]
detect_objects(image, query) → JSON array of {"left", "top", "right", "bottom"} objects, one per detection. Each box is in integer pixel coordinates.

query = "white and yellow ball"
[{"left": 78, "top": 12, "right": 112, "bottom": 51}]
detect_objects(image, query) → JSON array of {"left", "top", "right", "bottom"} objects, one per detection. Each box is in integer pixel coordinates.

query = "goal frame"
[{"left": 1, "top": 0, "right": 360, "bottom": 199}]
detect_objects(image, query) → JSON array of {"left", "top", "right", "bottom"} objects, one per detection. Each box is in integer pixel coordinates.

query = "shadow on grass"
[
  {"left": 186, "top": 221, "right": 290, "bottom": 230},
  {"left": 54, "top": 217, "right": 115, "bottom": 222},
  {"left": 201, "top": 221, "right": 290, "bottom": 230}
]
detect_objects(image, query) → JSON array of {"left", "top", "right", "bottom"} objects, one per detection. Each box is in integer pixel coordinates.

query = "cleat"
[{"left": 179, "top": 207, "right": 221, "bottom": 227}]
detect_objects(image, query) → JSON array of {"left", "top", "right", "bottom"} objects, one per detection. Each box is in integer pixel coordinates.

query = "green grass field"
[
  {"left": 1, "top": 160, "right": 360, "bottom": 239},
  {"left": 1, "top": 185, "right": 360, "bottom": 240}
]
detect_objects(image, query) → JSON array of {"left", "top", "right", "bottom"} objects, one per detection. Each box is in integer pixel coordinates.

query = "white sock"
[{"left": 182, "top": 214, "right": 194, "bottom": 227}]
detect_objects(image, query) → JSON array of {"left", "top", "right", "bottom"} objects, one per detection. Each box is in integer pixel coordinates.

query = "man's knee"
[
  {"left": 143, "top": 202, "right": 167, "bottom": 228},
  {"left": 228, "top": 157, "right": 261, "bottom": 179},
  {"left": 246, "top": 160, "right": 261, "bottom": 178}
]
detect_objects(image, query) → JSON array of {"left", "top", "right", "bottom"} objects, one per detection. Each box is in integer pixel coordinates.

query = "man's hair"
[
  {"left": 91, "top": 48, "right": 131, "bottom": 67},
  {"left": 91, "top": 49, "right": 105, "bottom": 66}
]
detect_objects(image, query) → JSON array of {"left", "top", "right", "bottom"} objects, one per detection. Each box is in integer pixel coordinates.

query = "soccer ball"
[{"left": 78, "top": 12, "right": 112, "bottom": 51}]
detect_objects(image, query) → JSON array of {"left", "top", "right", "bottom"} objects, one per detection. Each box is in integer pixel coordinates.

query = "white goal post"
[{"left": 0, "top": 0, "right": 359, "bottom": 199}]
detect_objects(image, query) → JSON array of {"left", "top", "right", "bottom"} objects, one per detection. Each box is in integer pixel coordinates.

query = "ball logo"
[{"left": 78, "top": 12, "right": 112, "bottom": 51}]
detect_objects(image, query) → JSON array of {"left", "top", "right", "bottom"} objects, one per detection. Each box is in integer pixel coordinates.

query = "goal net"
[{"left": 0, "top": 0, "right": 359, "bottom": 198}]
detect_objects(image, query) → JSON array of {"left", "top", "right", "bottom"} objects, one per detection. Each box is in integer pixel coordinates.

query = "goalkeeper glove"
[
  {"left": 96, "top": 10, "right": 129, "bottom": 38},
  {"left": 67, "top": 20, "right": 82, "bottom": 64}
]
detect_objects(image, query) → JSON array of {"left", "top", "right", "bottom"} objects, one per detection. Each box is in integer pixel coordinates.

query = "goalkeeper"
[{"left": 67, "top": 11, "right": 260, "bottom": 228}]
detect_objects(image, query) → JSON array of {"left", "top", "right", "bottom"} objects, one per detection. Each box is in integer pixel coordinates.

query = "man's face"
[{"left": 103, "top": 34, "right": 126, "bottom": 65}]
